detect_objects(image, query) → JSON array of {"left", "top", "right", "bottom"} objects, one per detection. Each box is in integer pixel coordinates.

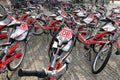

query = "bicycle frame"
[
  {"left": 47, "top": 46, "right": 68, "bottom": 80},
  {"left": 37, "top": 20, "right": 59, "bottom": 30},
  {"left": 0, "top": 41, "right": 22, "bottom": 69},
  {"left": 0, "top": 32, "right": 7, "bottom": 39},
  {"left": 78, "top": 30, "right": 114, "bottom": 46}
]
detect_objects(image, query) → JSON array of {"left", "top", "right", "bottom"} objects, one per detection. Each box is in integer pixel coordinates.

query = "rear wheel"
[
  {"left": 7, "top": 41, "right": 26, "bottom": 71},
  {"left": 92, "top": 42, "right": 112, "bottom": 74}
]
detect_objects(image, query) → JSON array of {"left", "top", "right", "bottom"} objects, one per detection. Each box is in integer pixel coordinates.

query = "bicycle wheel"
[
  {"left": 7, "top": 41, "right": 26, "bottom": 71},
  {"left": 91, "top": 42, "right": 112, "bottom": 74},
  {"left": 32, "top": 19, "right": 46, "bottom": 35}
]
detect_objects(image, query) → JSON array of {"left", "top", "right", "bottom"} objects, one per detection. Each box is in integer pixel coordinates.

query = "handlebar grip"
[{"left": 18, "top": 69, "right": 47, "bottom": 78}]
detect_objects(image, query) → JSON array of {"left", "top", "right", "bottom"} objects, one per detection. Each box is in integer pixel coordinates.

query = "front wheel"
[
  {"left": 7, "top": 41, "right": 26, "bottom": 71},
  {"left": 91, "top": 42, "right": 112, "bottom": 74}
]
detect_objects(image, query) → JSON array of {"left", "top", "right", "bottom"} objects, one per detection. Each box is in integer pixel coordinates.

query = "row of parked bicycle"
[{"left": 0, "top": 1, "right": 120, "bottom": 80}]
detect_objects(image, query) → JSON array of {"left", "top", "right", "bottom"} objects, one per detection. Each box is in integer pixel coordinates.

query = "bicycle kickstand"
[{"left": 85, "top": 48, "right": 92, "bottom": 61}]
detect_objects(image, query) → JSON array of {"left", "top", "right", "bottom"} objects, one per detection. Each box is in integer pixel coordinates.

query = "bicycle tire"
[
  {"left": 32, "top": 19, "right": 46, "bottom": 35},
  {"left": 91, "top": 42, "right": 112, "bottom": 74},
  {"left": 7, "top": 41, "right": 26, "bottom": 71}
]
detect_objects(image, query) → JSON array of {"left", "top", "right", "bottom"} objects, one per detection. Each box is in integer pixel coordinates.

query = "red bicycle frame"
[
  {"left": 0, "top": 41, "right": 22, "bottom": 69},
  {"left": 47, "top": 59, "right": 62, "bottom": 80},
  {"left": 78, "top": 30, "right": 113, "bottom": 46}
]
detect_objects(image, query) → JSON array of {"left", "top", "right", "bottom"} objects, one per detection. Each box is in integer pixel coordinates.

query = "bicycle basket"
[
  {"left": 10, "top": 23, "right": 28, "bottom": 41},
  {"left": 52, "top": 27, "right": 73, "bottom": 51}
]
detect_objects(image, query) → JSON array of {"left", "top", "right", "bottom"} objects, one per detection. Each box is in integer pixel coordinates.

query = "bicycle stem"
[{"left": 47, "top": 63, "right": 67, "bottom": 76}]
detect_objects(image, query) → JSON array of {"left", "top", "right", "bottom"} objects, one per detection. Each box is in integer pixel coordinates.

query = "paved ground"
[{"left": 0, "top": 1, "right": 120, "bottom": 80}]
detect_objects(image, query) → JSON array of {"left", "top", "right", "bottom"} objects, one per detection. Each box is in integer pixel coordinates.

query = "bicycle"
[
  {"left": 91, "top": 17, "right": 120, "bottom": 74},
  {"left": 0, "top": 17, "right": 30, "bottom": 79}
]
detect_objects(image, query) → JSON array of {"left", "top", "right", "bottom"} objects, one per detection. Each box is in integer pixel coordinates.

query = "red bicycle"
[
  {"left": 91, "top": 17, "right": 120, "bottom": 74},
  {"left": 0, "top": 17, "right": 30, "bottom": 79}
]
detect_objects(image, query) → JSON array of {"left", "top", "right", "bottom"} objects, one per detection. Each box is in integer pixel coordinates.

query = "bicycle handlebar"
[
  {"left": 18, "top": 62, "right": 68, "bottom": 78},
  {"left": 18, "top": 69, "right": 47, "bottom": 78}
]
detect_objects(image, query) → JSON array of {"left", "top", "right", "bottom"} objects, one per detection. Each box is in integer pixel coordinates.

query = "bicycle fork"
[{"left": 48, "top": 47, "right": 70, "bottom": 79}]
